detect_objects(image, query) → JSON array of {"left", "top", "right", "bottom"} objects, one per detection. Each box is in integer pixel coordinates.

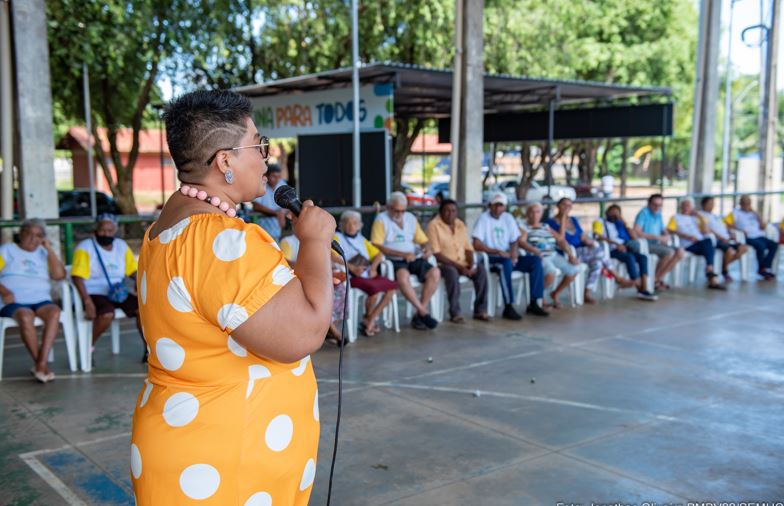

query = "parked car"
[
  {"left": 483, "top": 180, "right": 577, "bottom": 203},
  {"left": 400, "top": 184, "right": 436, "bottom": 206},
  {"left": 58, "top": 190, "right": 121, "bottom": 217},
  {"left": 426, "top": 182, "right": 450, "bottom": 199}
]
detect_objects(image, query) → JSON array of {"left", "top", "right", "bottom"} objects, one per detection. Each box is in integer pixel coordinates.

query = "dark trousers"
[
  {"left": 745, "top": 236, "right": 779, "bottom": 270},
  {"left": 610, "top": 249, "right": 648, "bottom": 280},
  {"left": 686, "top": 238, "right": 716, "bottom": 273},
  {"left": 440, "top": 263, "right": 488, "bottom": 317},
  {"left": 488, "top": 255, "right": 544, "bottom": 305}
]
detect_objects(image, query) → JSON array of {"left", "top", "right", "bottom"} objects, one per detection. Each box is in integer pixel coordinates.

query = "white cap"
[{"left": 489, "top": 192, "right": 508, "bottom": 206}]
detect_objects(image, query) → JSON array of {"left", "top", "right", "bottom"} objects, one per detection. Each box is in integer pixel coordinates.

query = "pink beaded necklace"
[{"left": 179, "top": 185, "right": 238, "bottom": 218}]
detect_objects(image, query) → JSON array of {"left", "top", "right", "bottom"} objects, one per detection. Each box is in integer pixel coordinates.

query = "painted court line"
[
  {"left": 18, "top": 432, "right": 132, "bottom": 506},
  {"left": 19, "top": 453, "right": 89, "bottom": 506},
  {"left": 317, "top": 378, "right": 679, "bottom": 421}
]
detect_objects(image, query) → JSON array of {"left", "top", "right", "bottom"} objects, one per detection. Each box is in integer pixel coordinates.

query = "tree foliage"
[
  {"left": 47, "top": 0, "right": 191, "bottom": 213},
  {"left": 48, "top": 0, "right": 700, "bottom": 206}
]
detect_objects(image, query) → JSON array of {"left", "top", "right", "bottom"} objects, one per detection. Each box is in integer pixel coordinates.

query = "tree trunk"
[
  {"left": 620, "top": 138, "right": 628, "bottom": 196},
  {"left": 392, "top": 117, "right": 425, "bottom": 191}
]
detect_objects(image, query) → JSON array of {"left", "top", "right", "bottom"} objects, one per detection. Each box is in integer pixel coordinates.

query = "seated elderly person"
[
  {"left": 472, "top": 192, "right": 548, "bottom": 320},
  {"left": 667, "top": 198, "right": 726, "bottom": 290},
  {"left": 71, "top": 214, "right": 145, "bottom": 361},
  {"left": 547, "top": 198, "right": 634, "bottom": 304},
  {"left": 593, "top": 205, "right": 658, "bottom": 301},
  {"left": 698, "top": 196, "right": 748, "bottom": 282},
  {"left": 519, "top": 202, "right": 583, "bottom": 308},
  {"left": 335, "top": 211, "right": 398, "bottom": 337},
  {"left": 725, "top": 195, "right": 779, "bottom": 280},
  {"left": 371, "top": 191, "right": 440, "bottom": 330},
  {"left": 633, "top": 193, "right": 684, "bottom": 291},
  {"left": 251, "top": 164, "right": 287, "bottom": 242},
  {"left": 426, "top": 199, "right": 489, "bottom": 323},
  {"left": 0, "top": 219, "right": 65, "bottom": 382}
]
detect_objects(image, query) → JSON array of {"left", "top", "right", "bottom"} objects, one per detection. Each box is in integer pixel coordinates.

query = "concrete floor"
[{"left": 1, "top": 271, "right": 783, "bottom": 505}]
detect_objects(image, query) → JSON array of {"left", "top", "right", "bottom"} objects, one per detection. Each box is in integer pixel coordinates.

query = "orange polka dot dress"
[{"left": 131, "top": 214, "right": 319, "bottom": 505}]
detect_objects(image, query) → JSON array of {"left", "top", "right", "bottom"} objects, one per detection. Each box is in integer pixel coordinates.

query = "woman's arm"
[
  {"left": 232, "top": 203, "right": 336, "bottom": 363},
  {"left": 43, "top": 240, "right": 66, "bottom": 281},
  {"left": 0, "top": 282, "right": 14, "bottom": 304}
]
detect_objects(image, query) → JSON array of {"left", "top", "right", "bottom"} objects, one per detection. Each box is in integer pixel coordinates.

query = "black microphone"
[{"left": 273, "top": 185, "right": 344, "bottom": 256}]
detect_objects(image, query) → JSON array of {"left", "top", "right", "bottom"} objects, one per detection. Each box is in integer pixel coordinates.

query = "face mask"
[
  {"left": 607, "top": 216, "right": 618, "bottom": 223},
  {"left": 95, "top": 235, "right": 114, "bottom": 247}
]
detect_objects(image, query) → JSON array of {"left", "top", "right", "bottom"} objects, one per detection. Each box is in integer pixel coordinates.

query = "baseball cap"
[{"left": 489, "top": 192, "right": 508, "bottom": 206}]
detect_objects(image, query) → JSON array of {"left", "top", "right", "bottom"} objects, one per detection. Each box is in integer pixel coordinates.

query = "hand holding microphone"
[{"left": 274, "top": 185, "right": 344, "bottom": 255}]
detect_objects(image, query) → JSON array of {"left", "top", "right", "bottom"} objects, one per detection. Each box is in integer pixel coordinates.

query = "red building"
[{"left": 58, "top": 127, "right": 176, "bottom": 211}]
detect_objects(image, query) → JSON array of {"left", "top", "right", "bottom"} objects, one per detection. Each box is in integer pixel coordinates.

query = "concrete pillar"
[
  {"left": 688, "top": 0, "right": 722, "bottom": 194},
  {"left": 456, "top": 0, "right": 484, "bottom": 224},
  {"left": 10, "top": 0, "right": 59, "bottom": 222},
  {"left": 757, "top": 0, "right": 780, "bottom": 219}
]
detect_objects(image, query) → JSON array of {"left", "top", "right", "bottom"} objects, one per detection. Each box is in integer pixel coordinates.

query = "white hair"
[
  {"left": 21, "top": 218, "right": 46, "bottom": 234},
  {"left": 387, "top": 191, "right": 407, "bottom": 207},
  {"left": 340, "top": 210, "right": 362, "bottom": 229},
  {"left": 680, "top": 197, "right": 694, "bottom": 210}
]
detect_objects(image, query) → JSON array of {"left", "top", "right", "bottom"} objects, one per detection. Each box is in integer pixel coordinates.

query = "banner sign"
[{"left": 249, "top": 83, "right": 394, "bottom": 138}]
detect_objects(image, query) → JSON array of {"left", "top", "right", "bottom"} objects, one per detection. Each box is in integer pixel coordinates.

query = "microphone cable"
[{"left": 326, "top": 247, "right": 348, "bottom": 506}]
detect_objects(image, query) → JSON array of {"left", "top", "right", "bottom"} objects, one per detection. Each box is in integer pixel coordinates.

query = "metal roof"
[{"left": 234, "top": 62, "right": 672, "bottom": 118}]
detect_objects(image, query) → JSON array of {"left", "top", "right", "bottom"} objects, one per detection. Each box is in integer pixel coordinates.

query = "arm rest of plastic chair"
[
  {"left": 765, "top": 223, "right": 780, "bottom": 241},
  {"left": 638, "top": 238, "right": 650, "bottom": 254}
]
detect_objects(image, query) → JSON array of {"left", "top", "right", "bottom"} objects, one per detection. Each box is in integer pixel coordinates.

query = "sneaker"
[
  {"left": 421, "top": 313, "right": 439, "bottom": 329},
  {"left": 502, "top": 304, "right": 522, "bottom": 321},
  {"left": 636, "top": 290, "right": 658, "bottom": 301},
  {"left": 526, "top": 303, "right": 549, "bottom": 317},
  {"left": 411, "top": 314, "right": 427, "bottom": 330}
]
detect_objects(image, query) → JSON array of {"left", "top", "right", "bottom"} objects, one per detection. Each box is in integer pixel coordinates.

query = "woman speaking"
[{"left": 131, "top": 90, "right": 335, "bottom": 505}]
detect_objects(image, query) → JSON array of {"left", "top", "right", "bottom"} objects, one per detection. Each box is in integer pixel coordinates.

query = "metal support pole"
[
  {"left": 159, "top": 115, "right": 165, "bottom": 205},
  {"left": 82, "top": 62, "right": 97, "bottom": 219},
  {"left": 0, "top": 0, "right": 14, "bottom": 227},
  {"left": 758, "top": 0, "right": 779, "bottom": 219},
  {"left": 448, "top": 0, "right": 464, "bottom": 200},
  {"left": 545, "top": 88, "right": 559, "bottom": 199},
  {"left": 351, "top": 0, "right": 361, "bottom": 207},
  {"left": 719, "top": 0, "right": 737, "bottom": 216}
]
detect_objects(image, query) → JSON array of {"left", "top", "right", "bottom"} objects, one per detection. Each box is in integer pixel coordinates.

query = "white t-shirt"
[
  {"left": 472, "top": 210, "right": 520, "bottom": 253},
  {"left": 730, "top": 209, "right": 765, "bottom": 239},
  {"left": 0, "top": 243, "right": 52, "bottom": 307},
  {"left": 72, "top": 238, "right": 135, "bottom": 296},
  {"left": 668, "top": 213, "right": 704, "bottom": 248},
  {"left": 373, "top": 211, "right": 420, "bottom": 256},
  {"left": 698, "top": 211, "right": 730, "bottom": 240}
]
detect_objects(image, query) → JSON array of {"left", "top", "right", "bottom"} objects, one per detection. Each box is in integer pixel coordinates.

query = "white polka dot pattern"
[
  {"left": 213, "top": 229, "right": 247, "bottom": 262},
  {"left": 244, "top": 491, "right": 272, "bottom": 506},
  {"left": 299, "top": 459, "right": 316, "bottom": 491},
  {"left": 167, "top": 277, "right": 192, "bottom": 313},
  {"left": 130, "top": 443, "right": 142, "bottom": 479},
  {"left": 179, "top": 464, "right": 220, "bottom": 500},
  {"left": 162, "top": 392, "right": 199, "bottom": 427},
  {"left": 265, "top": 415, "right": 294, "bottom": 452},
  {"left": 156, "top": 338, "right": 185, "bottom": 371},
  {"left": 158, "top": 218, "right": 190, "bottom": 244}
]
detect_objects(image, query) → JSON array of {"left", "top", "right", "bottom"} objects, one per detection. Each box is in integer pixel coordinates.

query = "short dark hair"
[
  {"left": 163, "top": 90, "right": 252, "bottom": 183},
  {"left": 265, "top": 163, "right": 281, "bottom": 175},
  {"left": 557, "top": 197, "right": 572, "bottom": 206},
  {"left": 648, "top": 193, "right": 663, "bottom": 203},
  {"left": 606, "top": 204, "right": 621, "bottom": 216},
  {"left": 701, "top": 196, "right": 714, "bottom": 207},
  {"left": 439, "top": 198, "right": 458, "bottom": 213}
]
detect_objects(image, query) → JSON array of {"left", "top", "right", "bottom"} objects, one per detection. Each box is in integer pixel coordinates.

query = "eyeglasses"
[{"left": 205, "top": 136, "right": 270, "bottom": 166}]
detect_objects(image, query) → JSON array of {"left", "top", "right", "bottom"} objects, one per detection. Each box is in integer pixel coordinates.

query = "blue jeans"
[
  {"left": 610, "top": 249, "right": 648, "bottom": 280},
  {"left": 745, "top": 236, "right": 778, "bottom": 271},
  {"left": 686, "top": 238, "right": 716, "bottom": 272},
  {"left": 488, "top": 255, "right": 544, "bottom": 305}
]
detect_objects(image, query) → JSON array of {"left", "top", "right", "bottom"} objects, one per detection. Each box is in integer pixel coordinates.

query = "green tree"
[
  {"left": 484, "top": 0, "right": 697, "bottom": 193},
  {"left": 47, "top": 0, "right": 192, "bottom": 213}
]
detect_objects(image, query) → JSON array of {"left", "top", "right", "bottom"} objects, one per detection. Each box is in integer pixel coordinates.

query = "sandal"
[{"left": 325, "top": 335, "right": 345, "bottom": 347}]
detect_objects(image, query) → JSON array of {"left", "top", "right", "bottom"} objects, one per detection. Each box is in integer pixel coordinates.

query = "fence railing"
[{"left": 0, "top": 189, "right": 781, "bottom": 263}]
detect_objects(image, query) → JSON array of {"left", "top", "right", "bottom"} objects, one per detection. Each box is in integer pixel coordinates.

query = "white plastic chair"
[
  {"left": 435, "top": 255, "right": 485, "bottom": 321},
  {"left": 345, "top": 282, "right": 400, "bottom": 343},
  {"left": 765, "top": 223, "right": 781, "bottom": 275},
  {"left": 384, "top": 256, "right": 442, "bottom": 323},
  {"left": 480, "top": 252, "right": 528, "bottom": 317},
  {"left": 69, "top": 280, "right": 129, "bottom": 372},
  {"left": 0, "top": 281, "right": 78, "bottom": 380}
]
